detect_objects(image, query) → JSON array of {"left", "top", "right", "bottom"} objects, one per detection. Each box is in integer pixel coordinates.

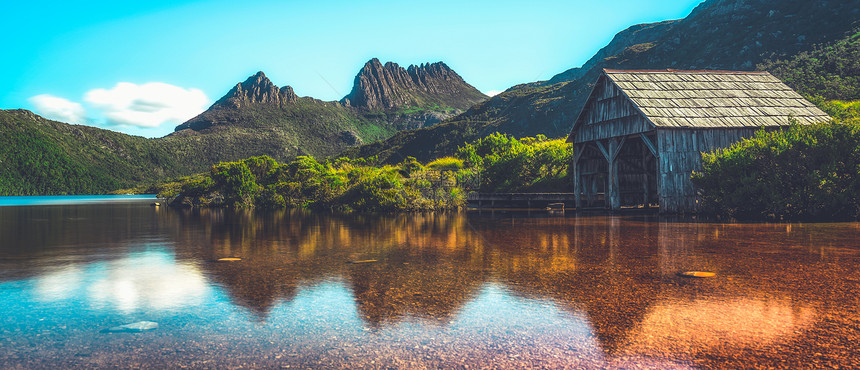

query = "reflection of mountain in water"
[
  {"left": 168, "top": 210, "right": 490, "bottom": 320},
  {"left": 474, "top": 215, "right": 663, "bottom": 355},
  {"left": 347, "top": 250, "right": 487, "bottom": 328}
]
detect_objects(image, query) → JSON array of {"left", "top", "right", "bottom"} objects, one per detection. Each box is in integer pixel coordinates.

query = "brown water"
[{"left": 0, "top": 201, "right": 859, "bottom": 368}]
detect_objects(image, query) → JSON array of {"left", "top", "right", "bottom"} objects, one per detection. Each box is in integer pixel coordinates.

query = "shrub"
[
  {"left": 426, "top": 157, "right": 464, "bottom": 171},
  {"left": 211, "top": 161, "right": 258, "bottom": 206},
  {"left": 456, "top": 133, "right": 572, "bottom": 192},
  {"left": 693, "top": 120, "right": 860, "bottom": 220}
]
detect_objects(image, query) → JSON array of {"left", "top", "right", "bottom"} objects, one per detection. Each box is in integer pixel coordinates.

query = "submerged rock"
[
  {"left": 104, "top": 321, "right": 158, "bottom": 333},
  {"left": 349, "top": 259, "right": 378, "bottom": 264},
  {"left": 678, "top": 271, "right": 716, "bottom": 278}
]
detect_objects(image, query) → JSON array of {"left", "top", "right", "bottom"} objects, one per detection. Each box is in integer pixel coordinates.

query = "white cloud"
[
  {"left": 28, "top": 94, "right": 87, "bottom": 124},
  {"left": 484, "top": 90, "right": 502, "bottom": 97},
  {"left": 84, "top": 82, "right": 209, "bottom": 128}
]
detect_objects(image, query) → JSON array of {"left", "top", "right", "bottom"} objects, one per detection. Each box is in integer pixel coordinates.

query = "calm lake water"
[{"left": 0, "top": 198, "right": 859, "bottom": 368}]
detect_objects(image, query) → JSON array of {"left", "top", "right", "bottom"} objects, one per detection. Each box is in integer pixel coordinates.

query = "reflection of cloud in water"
[
  {"left": 35, "top": 249, "right": 209, "bottom": 313},
  {"left": 621, "top": 297, "right": 816, "bottom": 356},
  {"left": 34, "top": 265, "right": 84, "bottom": 301}
]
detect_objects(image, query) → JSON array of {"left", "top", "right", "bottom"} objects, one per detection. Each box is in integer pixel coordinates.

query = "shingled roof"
[{"left": 575, "top": 69, "right": 830, "bottom": 131}]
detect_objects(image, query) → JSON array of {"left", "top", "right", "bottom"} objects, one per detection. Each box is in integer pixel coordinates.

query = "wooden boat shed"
[{"left": 566, "top": 69, "right": 830, "bottom": 213}]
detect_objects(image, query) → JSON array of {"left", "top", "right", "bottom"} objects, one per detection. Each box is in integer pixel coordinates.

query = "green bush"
[
  {"left": 693, "top": 120, "right": 860, "bottom": 220},
  {"left": 426, "top": 157, "right": 464, "bottom": 171},
  {"left": 811, "top": 97, "right": 860, "bottom": 122},
  {"left": 211, "top": 161, "right": 259, "bottom": 206},
  {"left": 397, "top": 156, "right": 424, "bottom": 177},
  {"left": 456, "top": 133, "right": 572, "bottom": 192}
]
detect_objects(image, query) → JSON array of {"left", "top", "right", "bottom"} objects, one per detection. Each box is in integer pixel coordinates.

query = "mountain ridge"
[
  {"left": 213, "top": 71, "right": 298, "bottom": 109},
  {"left": 175, "top": 59, "right": 487, "bottom": 135},
  {"left": 342, "top": 58, "right": 487, "bottom": 111}
]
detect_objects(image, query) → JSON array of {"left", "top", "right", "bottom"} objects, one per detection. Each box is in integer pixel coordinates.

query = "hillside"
[
  {"left": 346, "top": 0, "right": 860, "bottom": 163},
  {"left": 0, "top": 110, "right": 182, "bottom": 195},
  {"left": 761, "top": 28, "right": 860, "bottom": 101}
]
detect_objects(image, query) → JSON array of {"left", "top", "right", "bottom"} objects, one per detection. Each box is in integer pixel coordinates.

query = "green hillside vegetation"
[
  {"left": 0, "top": 110, "right": 184, "bottom": 195},
  {"left": 760, "top": 28, "right": 860, "bottom": 101},
  {"left": 811, "top": 99, "right": 860, "bottom": 122},
  {"left": 693, "top": 119, "right": 860, "bottom": 221},
  {"left": 157, "top": 134, "right": 572, "bottom": 210}
]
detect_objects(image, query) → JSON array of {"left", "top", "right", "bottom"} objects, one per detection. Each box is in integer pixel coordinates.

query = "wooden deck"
[{"left": 467, "top": 193, "right": 579, "bottom": 209}]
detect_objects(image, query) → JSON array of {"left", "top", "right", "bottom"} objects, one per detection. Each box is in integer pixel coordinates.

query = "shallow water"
[
  {"left": 0, "top": 195, "right": 156, "bottom": 207},
  {"left": 0, "top": 202, "right": 859, "bottom": 368}
]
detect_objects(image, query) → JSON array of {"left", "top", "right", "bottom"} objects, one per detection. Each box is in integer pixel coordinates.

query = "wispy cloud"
[
  {"left": 84, "top": 82, "right": 209, "bottom": 128},
  {"left": 484, "top": 90, "right": 502, "bottom": 97},
  {"left": 28, "top": 94, "right": 87, "bottom": 124}
]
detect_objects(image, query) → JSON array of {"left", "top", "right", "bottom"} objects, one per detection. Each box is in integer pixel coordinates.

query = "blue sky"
[{"left": 2, "top": 0, "right": 703, "bottom": 137}]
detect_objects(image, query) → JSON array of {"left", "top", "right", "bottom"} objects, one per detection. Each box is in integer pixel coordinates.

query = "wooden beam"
[
  {"left": 642, "top": 143, "right": 650, "bottom": 206},
  {"left": 607, "top": 138, "right": 622, "bottom": 211},
  {"left": 640, "top": 133, "right": 657, "bottom": 157},
  {"left": 573, "top": 143, "right": 585, "bottom": 163},
  {"left": 610, "top": 136, "right": 627, "bottom": 161},
  {"left": 572, "top": 145, "right": 582, "bottom": 209},
  {"left": 605, "top": 137, "right": 627, "bottom": 211},
  {"left": 595, "top": 141, "right": 610, "bottom": 162}
]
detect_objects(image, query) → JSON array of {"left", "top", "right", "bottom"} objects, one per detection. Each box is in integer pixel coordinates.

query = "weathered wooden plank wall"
[
  {"left": 657, "top": 128, "right": 759, "bottom": 213},
  {"left": 573, "top": 77, "right": 651, "bottom": 144}
]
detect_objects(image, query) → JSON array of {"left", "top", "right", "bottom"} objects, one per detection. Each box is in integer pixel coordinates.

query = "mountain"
[
  {"left": 345, "top": 0, "right": 860, "bottom": 163},
  {"left": 170, "top": 70, "right": 386, "bottom": 164},
  {"left": 1, "top": 60, "right": 487, "bottom": 195},
  {"left": 342, "top": 58, "right": 487, "bottom": 112},
  {"left": 170, "top": 60, "right": 487, "bottom": 163}
]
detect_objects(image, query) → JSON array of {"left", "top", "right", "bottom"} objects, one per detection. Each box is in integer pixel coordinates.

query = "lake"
[{"left": 0, "top": 198, "right": 859, "bottom": 368}]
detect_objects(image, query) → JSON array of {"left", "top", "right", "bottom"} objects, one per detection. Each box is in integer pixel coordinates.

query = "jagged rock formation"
[
  {"left": 175, "top": 72, "right": 303, "bottom": 132},
  {"left": 212, "top": 71, "right": 298, "bottom": 109},
  {"left": 176, "top": 59, "right": 487, "bottom": 134},
  {"left": 341, "top": 58, "right": 487, "bottom": 111}
]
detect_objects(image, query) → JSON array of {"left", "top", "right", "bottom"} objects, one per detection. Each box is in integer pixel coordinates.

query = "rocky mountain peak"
[
  {"left": 212, "top": 71, "right": 298, "bottom": 109},
  {"left": 341, "top": 59, "right": 487, "bottom": 111}
]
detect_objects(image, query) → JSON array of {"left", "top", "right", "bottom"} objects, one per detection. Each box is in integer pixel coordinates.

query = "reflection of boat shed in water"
[{"left": 566, "top": 69, "right": 830, "bottom": 213}]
